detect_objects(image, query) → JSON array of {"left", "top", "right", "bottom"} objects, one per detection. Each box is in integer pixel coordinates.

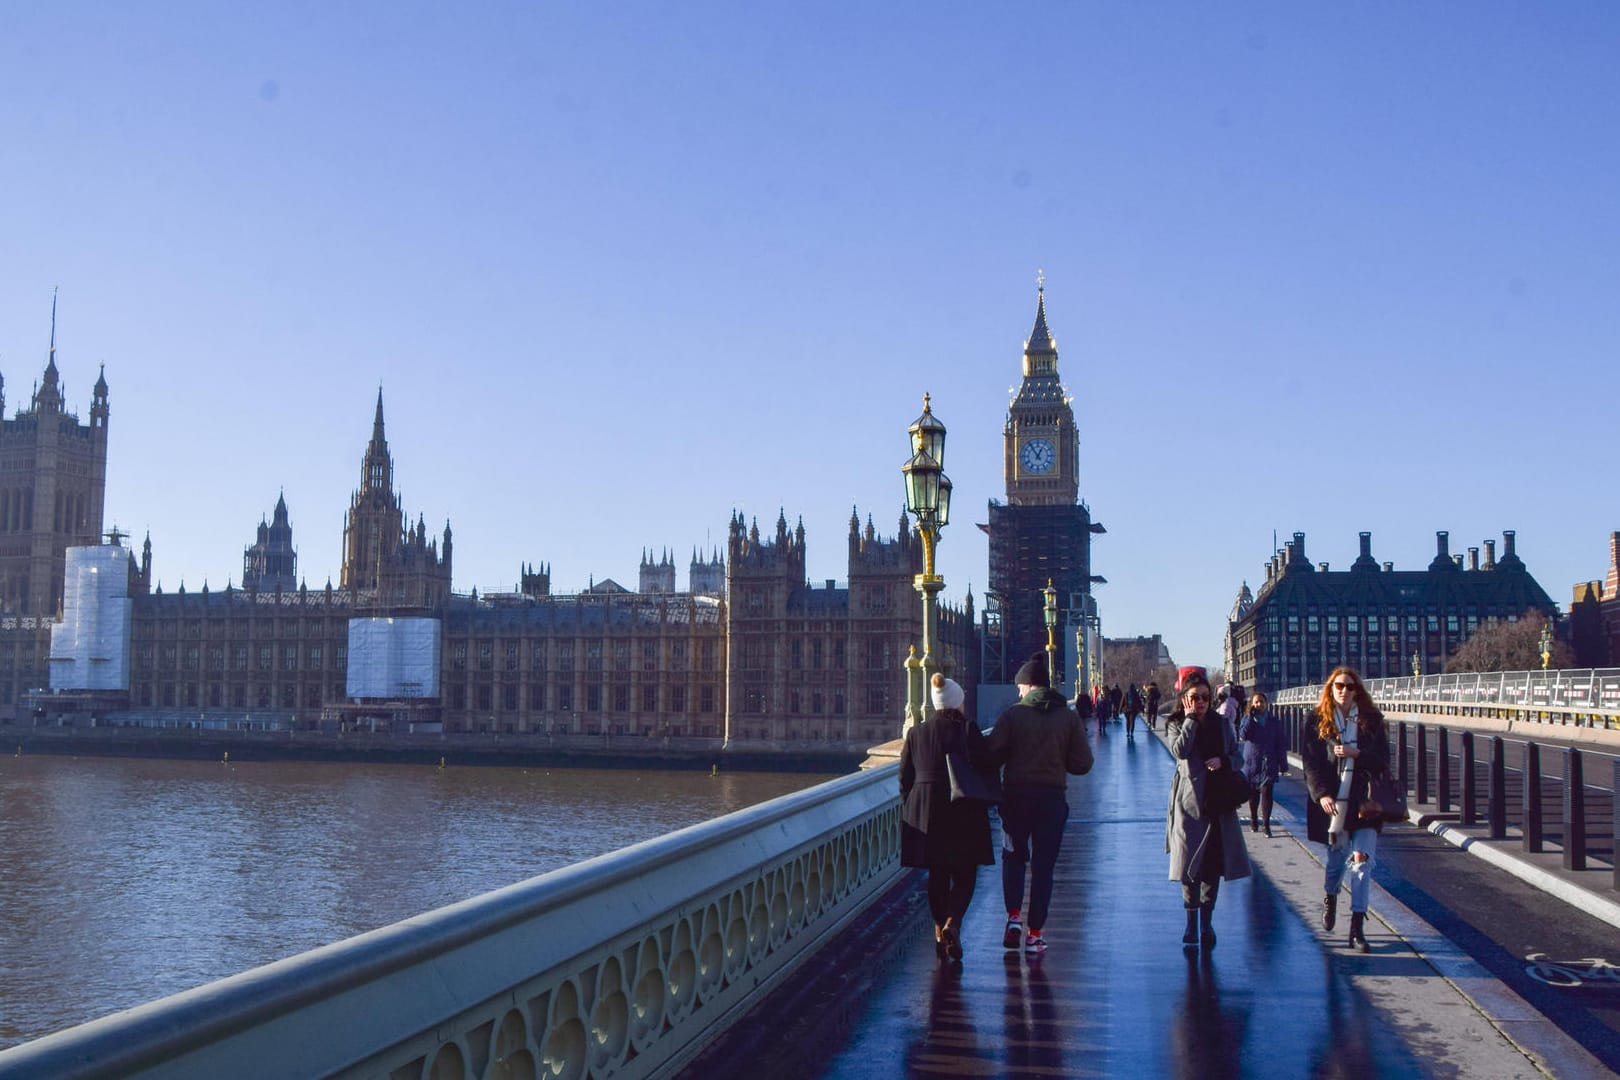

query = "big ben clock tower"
[
  {"left": 985, "top": 278, "right": 1104, "bottom": 688},
  {"left": 1004, "top": 282, "right": 1079, "bottom": 506}
]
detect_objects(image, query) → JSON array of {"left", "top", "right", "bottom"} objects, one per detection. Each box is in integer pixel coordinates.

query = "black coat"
[
  {"left": 900, "top": 711, "right": 994, "bottom": 869},
  {"left": 1301, "top": 708, "right": 1391, "bottom": 844}
]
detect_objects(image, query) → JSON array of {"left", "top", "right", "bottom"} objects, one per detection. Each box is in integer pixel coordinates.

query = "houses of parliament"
[{"left": 2, "top": 319, "right": 1006, "bottom": 751}]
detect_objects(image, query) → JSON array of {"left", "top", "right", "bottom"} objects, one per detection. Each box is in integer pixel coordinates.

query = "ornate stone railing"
[{"left": 0, "top": 766, "right": 903, "bottom": 1079}]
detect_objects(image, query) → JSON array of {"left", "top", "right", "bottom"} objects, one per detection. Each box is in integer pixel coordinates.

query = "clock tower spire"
[{"left": 1003, "top": 278, "right": 1078, "bottom": 506}]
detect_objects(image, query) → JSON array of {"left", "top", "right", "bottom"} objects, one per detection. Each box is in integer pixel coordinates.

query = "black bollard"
[
  {"left": 1416, "top": 724, "right": 1430, "bottom": 805},
  {"left": 1437, "top": 728, "right": 1451, "bottom": 814},
  {"left": 1613, "top": 762, "right": 1620, "bottom": 892},
  {"left": 1398, "top": 722, "right": 1409, "bottom": 791},
  {"left": 1563, "top": 748, "right": 1586, "bottom": 871},
  {"left": 1488, "top": 737, "right": 1506, "bottom": 839},
  {"left": 1523, "top": 742, "right": 1543, "bottom": 853},
  {"left": 1460, "top": 731, "right": 1477, "bottom": 825}
]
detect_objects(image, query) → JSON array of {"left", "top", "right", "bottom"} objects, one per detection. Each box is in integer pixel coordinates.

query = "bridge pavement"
[{"left": 809, "top": 722, "right": 1611, "bottom": 1079}]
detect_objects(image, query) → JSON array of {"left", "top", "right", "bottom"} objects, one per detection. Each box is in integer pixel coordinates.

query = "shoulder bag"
[
  {"left": 1358, "top": 770, "right": 1409, "bottom": 825},
  {"left": 1203, "top": 764, "right": 1253, "bottom": 817},
  {"left": 946, "top": 749, "right": 1002, "bottom": 804}
]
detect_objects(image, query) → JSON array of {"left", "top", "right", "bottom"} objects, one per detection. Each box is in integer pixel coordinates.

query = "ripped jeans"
[{"left": 1323, "top": 825, "right": 1378, "bottom": 913}]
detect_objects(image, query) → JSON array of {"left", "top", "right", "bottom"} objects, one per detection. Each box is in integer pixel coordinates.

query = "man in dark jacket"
[{"left": 983, "top": 652, "right": 1095, "bottom": 954}]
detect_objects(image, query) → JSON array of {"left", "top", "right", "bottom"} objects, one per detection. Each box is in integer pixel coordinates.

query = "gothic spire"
[
  {"left": 361, "top": 388, "right": 392, "bottom": 493},
  {"left": 1025, "top": 274, "right": 1056, "bottom": 358}
]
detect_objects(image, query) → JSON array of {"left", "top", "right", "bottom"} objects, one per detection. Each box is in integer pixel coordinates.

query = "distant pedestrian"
[
  {"left": 1302, "top": 666, "right": 1390, "bottom": 953},
  {"left": 1146, "top": 682, "right": 1162, "bottom": 731},
  {"left": 1239, "top": 691, "right": 1286, "bottom": 837},
  {"left": 1123, "top": 683, "right": 1144, "bottom": 738},
  {"left": 1165, "top": 667, "right": 1252, "bottom": 949},
  {"left": 984, "top": 652, "right": 1094, "bottom": 955},
  {"left": 1215, "top": 683, "right": 1241, "bottom": 739},
  {"left": 901, "top": 674, "right": 994, "bottom": 962}
]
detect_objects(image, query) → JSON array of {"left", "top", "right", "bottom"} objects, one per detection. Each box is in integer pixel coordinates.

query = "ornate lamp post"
[
  {"left": 1042, "top": 579, "right": 1059, "bottom": 694},
  {"left": 1539, "top": 621, "right": 1552, "bottom": 671},
  {"left": 902, "top": 394, "right": 951, "bottom": 734}
]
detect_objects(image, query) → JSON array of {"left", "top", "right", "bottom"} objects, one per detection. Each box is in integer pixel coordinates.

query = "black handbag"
[
  {"left": 1358, "top": 771, "right": 1409, "bottom": 825},
  {"left": 946, "top": 750, "right": 1002, "bottom": 804},
  {"left": 1203, "top": 764, "right": 1253, "bottom": 817}
]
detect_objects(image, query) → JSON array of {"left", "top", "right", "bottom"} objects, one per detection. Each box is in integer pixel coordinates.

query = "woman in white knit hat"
[{"left": 900, "top": 672, "right": 994, "bottom": 961}]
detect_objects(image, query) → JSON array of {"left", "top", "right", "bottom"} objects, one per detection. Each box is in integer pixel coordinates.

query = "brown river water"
[{"left": 0, "top": 753, "right": 837, "bottom": 1048}]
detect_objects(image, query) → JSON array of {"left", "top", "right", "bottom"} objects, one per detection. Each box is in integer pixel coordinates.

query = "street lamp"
[
  {"left": 1411, "top": 651, "right": 1421, "bottom": 678},
  {"left": 1539, "top": 621, "right": 1552, "bottom": 671},
  {"left": 1042, "top": 579, "right": 1058, "bottom": 694},
  {"left": 902, "top": 394, "right": 950, "bottom": 734}
]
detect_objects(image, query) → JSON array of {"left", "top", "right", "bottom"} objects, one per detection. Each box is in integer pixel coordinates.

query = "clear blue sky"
[{"left": 3, "top": 4, "right": 1616, "bottom": 670}]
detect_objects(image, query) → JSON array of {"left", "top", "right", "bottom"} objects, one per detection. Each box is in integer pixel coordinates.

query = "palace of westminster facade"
[{"left": 1, "top": 333, "right": 986, "bottom": 750}]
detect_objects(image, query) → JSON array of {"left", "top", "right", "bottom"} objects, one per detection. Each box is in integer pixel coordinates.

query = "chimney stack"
[
  {"left": 1436, "top": 531, "right": 1449, "bottom": 558},
  {"left": 1383, "top": 561, "right": 1394, "bottom": 572},
  {"left": 1503, "top": 530, "right": 1517, "bottom": 559},
  {"left": 1319, "top": 562, "right": 1329, "bottom": 573},
  {"left": 1483, "top": 539, "right": 1496, "bottom": 569},
  {"left": 1359, "top": 533, "right": 1372, "bottom": 559},
  {"left": 1294, "top": 531, "right": 1307, "bottom": 563},
  {"left": 1607, "top": 532, "right": 1620, "bottom": 597},
  {"left": 1453, "top": 554, "right": 1464, "bottom": 568},
  {"left": 1468, "top": 547, "right": 1479, "bottom": 571}
]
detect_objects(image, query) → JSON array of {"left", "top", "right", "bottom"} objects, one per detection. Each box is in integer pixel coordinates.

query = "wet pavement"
[{"left": 818, "top": 724, "right": 1579, "bottom": 1079}]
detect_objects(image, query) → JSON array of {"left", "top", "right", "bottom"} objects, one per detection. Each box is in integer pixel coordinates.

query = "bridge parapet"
[
  {"left": 1273, "top": 668, "right": 1620, "bottom": 735},
  {"left": 0, "top": 766, "right": 902, "bottom": 1080}
]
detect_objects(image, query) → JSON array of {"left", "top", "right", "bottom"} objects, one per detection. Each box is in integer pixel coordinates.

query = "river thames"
[{"left": 0, "top": 753, "right": 838, "bottom": 1049}]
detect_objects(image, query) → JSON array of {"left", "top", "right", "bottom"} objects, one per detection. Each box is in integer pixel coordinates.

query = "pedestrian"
[
  {"left": 1123, "top": 682, "right": 1144, "bottom": 738},
  {"left": 1165, "top": 666, "right": 1252, "bottom": 949},
  {"left": 1239, "top": 690, "right": 1286, "bottom": 837},
  {"left": 1146, "top": 682, "right": 1162, "bottom": 731},
  {"left": 1095, "top": 686, "right": 1113, "bottom": 732},
  {"left": 1302, "top": 666, "right": 1390, "bottom": 953},
  {"left": 901, "top": 673, "right": 995, "bottom": 962},
  {"left": 1216, "top": 682, "right": 1241, "bottom": 738},
  {"left": 984, "top": 652, "right": 1095, "bottom": 954}
]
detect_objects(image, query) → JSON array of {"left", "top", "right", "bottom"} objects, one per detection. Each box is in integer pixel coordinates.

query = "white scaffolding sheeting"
[
  {"left": 49, "top": 545, "right": 133, "bottom": 691},
  {"left": 346, "top": 617, "right": 442, "bottom": 698}
]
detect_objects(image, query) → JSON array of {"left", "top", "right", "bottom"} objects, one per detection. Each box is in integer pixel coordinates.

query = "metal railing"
[
  {"left": 0, "top": 766, "right": 903, "bottom": 1079},
  {"left": 1272, "top": 668, "right": 1620, "bottom": 729}
]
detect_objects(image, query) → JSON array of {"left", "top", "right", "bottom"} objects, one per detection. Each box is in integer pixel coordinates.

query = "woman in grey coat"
[{"left": 1165, "top": 667, "right": 1252, "bottom": 949}]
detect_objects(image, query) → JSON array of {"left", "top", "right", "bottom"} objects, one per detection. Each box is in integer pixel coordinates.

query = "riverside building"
[
  {"left": 11, "top": 373, "right": 975, "bottom": 752},
  {"left": 1226, "top": 530, "right": 1557, "bottom": 693}
]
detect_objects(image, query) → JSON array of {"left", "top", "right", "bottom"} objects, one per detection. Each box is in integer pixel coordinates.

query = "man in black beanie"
[{"left": 983, "top": 651, "right": 1094, "bottom": 954}]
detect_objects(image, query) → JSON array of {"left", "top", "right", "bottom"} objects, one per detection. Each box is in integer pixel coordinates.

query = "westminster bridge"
[{"left": 1, "top": 670, "right": 1617, "bottom": 1079}]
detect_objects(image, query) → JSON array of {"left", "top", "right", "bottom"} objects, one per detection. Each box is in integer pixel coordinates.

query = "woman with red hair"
[{"left": 1301, "top": 666, "right": 1391, "bottom": 952}]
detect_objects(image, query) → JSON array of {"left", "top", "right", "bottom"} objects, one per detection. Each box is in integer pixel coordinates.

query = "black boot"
[
  {"left": 1199, "top": 904, "right": 1216, "bottom": 950},
  {"left": 1322, "top": 894, "right": 1337, "bottom": 931},
  {"left": 1348, "top": 912, "right": 1370, "bottom": 953},
  {"left": 1182, "top": 910, "right": 1198, "bottom": 948}
]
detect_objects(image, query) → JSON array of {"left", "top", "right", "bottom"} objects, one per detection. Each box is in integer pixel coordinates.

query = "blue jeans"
[
  {"left": 1000, "top": 787, "right": 1069, "bottom": 931},
  {"left": 1324, "top": 827, "right": 1378, "bottom": 913}
]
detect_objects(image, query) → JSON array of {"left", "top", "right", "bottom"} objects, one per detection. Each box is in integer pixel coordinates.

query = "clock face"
[{"left": 1020, "top": 438, "right": 1055, "bottom": 474}]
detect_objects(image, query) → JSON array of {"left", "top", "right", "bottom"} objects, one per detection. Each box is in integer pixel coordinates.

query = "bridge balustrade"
[
  {"left": 1272, "top": 668, "right": 1620, "bottom": 729},
  {"left": 0, "top": 765, "right": 903, "bottom": 1080}
]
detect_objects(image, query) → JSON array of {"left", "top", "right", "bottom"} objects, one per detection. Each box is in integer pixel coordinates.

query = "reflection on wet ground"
[{"left": 823, "top": 728, "right": 1430, "bottom": 1078}]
